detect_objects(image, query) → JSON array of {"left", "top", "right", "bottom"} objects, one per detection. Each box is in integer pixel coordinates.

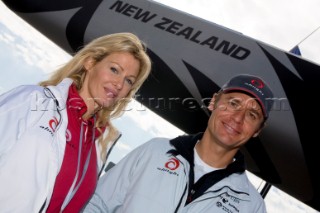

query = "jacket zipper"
[{"left": 174, "top": 183, "right": 187, "bottom": 213}]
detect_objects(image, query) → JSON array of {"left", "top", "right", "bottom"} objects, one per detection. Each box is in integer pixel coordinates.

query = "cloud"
[
  {"left": 0, "top": 2, "right": 71, "bottom": 73},
  {"left": 0, "top": 86, "right": 4, "bottom": 94},
  {"left": 113, "top": 141, "right": 132, "bottom": 152},
  {"left": 121, "top": 100, "right": 185, "bottom": 137}
]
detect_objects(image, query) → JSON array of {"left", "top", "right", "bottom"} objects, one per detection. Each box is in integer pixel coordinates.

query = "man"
[{"left": 84, "top": 74, "right": 273, "bottom": 213}]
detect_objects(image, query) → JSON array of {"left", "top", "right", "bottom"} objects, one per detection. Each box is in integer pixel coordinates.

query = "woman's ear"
[
  {"left": 84, "top": 57, "right": 94, "bottom": 71},
  {"left": 208, "top": 93, "right": 217, "bottom": 111}
]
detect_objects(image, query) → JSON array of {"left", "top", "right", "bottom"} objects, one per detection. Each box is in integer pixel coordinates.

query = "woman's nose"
[{"left": 113, "top": 76, "right": 124, "bottom": 90}]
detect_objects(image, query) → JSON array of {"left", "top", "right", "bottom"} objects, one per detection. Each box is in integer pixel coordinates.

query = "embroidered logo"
[
  {"left": 157, "top": 157, "right": 180, "bottom": 176},
  {"left": 243, "top": 78, "right": 265, "bottom": 98},
  {"left": 251, "top": 79, "right": 264, "bottom": 89},
  {"left": 40, "top": 116, "right": 59, "bottom": 137},
  {"left": 215, "top": 194, "right": 240, "bottom": 213},
  {"left": 165, "top": 157, "right": 180, "bottom": 170},
  {"left": 49, "top": 117, "right": 59, "bottom": 132}
]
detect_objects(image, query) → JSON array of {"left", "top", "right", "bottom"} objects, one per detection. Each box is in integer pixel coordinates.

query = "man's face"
[{"left": 207, "top": 92, "right": 264, "bottom": 150}]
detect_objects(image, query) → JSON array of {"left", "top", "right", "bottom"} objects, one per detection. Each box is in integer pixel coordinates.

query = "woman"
[{"left": 0, "top": 32, "right": 151, "bottom": 212}]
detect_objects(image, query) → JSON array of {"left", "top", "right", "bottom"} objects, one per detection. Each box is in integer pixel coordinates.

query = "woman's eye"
[
  {"left": 126, "top": 78, "right": 134, "bottom": 86},
  {"left": 111, "top": 67, "right": 118, "bottom": 74}
]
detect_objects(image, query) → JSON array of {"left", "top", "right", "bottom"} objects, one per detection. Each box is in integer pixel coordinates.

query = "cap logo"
[
  {"left": 251, "top": 79, "right": 264, "bottom": 89},
  {"left": 223, "top": 74, "right": 274, "bottom": 118},
  {"left": 244, "top": 81, "right": 265, "bottom": 96}
]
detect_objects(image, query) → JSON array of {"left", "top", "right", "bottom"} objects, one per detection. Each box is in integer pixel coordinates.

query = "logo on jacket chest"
[
  {"left": 39, "top": 116, "right": 59, "bottom": 137},
  {"left": 216, "top": 194, "right": 240, "bottom": 213},
  {"left": 157, "top": 157, "right": 180, "bottom": 176}
]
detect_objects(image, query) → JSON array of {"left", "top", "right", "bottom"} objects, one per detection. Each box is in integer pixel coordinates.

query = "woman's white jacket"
[{"left": 0, "top": 78, "right": 101, "bottom": 212}]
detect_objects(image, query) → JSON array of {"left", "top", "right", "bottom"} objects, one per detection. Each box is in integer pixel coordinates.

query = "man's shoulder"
[
  {"left": 238, "top": 173, "right": 265, "bottom": 205},
  {"left": 138, "top": 137, "right": 175, "bottom": 151},
  {"left": 143, "top": 137, "right": 171, "bottom": 148},
  {"left": 148, "top": 137, "right": 171, "bottom": 143}
]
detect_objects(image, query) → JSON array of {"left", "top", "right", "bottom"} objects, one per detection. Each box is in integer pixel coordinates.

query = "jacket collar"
[
  {"left": 168, "top": 133, "right": 203, "bottom": 167},
  {"left": 44, "top": 78, "right": 73, "bottom": 111},
  {"left": 169, "top": 132, "right": 246, "bottom": 172},
  {"left": 169, "top": 133, "right": 247, "bottom": 203}
]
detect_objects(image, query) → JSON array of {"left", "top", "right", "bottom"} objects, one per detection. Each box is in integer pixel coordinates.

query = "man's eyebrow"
[{"left": 226, "top": 96, "right": 243, "bottom": 102}]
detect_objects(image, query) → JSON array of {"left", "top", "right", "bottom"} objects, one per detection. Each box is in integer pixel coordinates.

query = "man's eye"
[
  {"left": 229, "top": 100, "right": 239, "bottom": 108},
  {"left": 248, "top": 112, "right": 257, "bottom": 120}
]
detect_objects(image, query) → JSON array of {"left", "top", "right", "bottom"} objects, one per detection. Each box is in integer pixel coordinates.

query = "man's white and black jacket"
[{"left": 84, "top": 133, "right": 267, "bottom": 213}]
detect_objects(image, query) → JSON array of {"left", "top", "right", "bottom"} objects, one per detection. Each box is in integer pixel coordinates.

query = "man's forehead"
[{"left": 222, "top": 92, "right": 263, "bottom": 110}]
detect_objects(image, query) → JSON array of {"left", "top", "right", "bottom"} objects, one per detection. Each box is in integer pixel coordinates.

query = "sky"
[{"left": 1, "top": 0, "right": 320, "bottom": 212}]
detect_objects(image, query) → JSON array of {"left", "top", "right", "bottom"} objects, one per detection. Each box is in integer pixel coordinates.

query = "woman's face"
[{"left": 80, "top": 52, "right": 140, "bottom": 111}]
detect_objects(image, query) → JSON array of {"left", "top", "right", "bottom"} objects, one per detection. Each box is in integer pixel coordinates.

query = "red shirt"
[{"left": 47, "top": 84, "right": 104, "bottom": 213}]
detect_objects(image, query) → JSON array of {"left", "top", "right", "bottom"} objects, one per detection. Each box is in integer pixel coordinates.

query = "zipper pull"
[{"left": 187, "top": 189, "right": 195, "bottom": 203}]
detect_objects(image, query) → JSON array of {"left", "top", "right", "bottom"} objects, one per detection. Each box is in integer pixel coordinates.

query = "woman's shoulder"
[
  {"left": 2, "top": 84, "right": 43, "bottom": 96},
  {"left": 0, "top": 84, "right": 44, "bottom": 103}
]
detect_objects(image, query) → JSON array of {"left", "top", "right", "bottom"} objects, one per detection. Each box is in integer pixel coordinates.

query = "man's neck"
[{"left": 196, "top": 131, "right": 237, "bottom": 168}]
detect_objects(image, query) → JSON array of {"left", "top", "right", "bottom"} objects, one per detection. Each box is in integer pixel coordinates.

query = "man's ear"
[
  {"left": 252, "top": 128, "right": 262, "bottom": 138},
  {"left": 208, "top": 93, "right": 218, "bottom": 111}
]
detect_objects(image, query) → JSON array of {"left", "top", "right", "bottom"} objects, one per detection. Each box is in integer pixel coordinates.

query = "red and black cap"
[{"left": 221, "top": 74, "right": 274, "bottom": 119}]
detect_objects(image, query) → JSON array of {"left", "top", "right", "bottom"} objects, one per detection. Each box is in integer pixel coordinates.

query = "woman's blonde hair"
[{"left": 40, "top": 32, "right": 152, "bottom": 161}]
